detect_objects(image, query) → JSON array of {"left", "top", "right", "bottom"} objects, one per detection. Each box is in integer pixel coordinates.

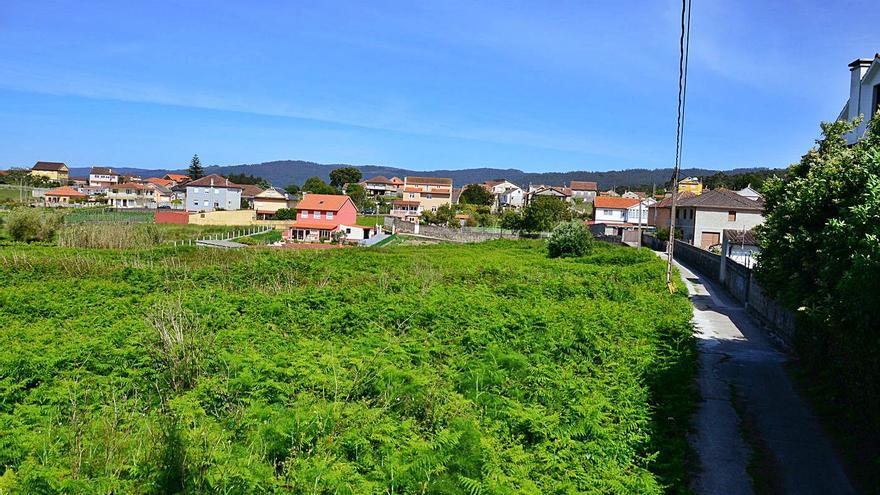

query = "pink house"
[{"left": 285, "top": 194, "right": 362, "bottom": 242}]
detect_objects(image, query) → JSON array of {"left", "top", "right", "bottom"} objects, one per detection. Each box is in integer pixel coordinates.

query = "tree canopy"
[
  {"left": 520, "top": 196, "right": 573, "bottom": 232},
  {"left": 187, "top": 154, "right": 204, "bottom": 180},
  {"left": 329, "top": 167, "right": 362, "bottom": 188},
  {"left": 226, "top": 173, "right": 270, "bottom": 189},
  {"left": 458, "top": 184, "right": 494, "bottom": 206},
  {"left": 757, "top": 115, "right": 880, "bottom": 427},
  {"left": 302, "top": 176, "right": 340, "bottom": 195}
]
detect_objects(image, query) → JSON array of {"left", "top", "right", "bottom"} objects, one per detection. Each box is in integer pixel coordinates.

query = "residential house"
[
  {"left": 89, "top": 167, "right": 119, "bottom": 187},
  {"left": 736, "top": 185, "right": 762, "bottom": 201},
  {"left": 44, "top": 186, "right": 86, "bottom": 206},
  {"left": 361, "top": 176, "right": 403, "bottom": 198},
  {"left": 254, "top": 187, "right": 295, "bottom": 219},
  {"left": 145, "top": 177, "right": 174, "bottom": 188},
  {"left": 70, "top": 177, "right": 88, "bottom": 187},
  {"left": 285, "top": 193, "right": 364, "bottom": 242},
  {"left": 30, "top": 161, "right": 69, "bottom": 182},
  {"left": 391, "top": 176, "right": 453, "bottom": 218},
  {"left": 143, "top": 182, "right": 173, "bottom": 206},
  {"left": 568, "top": 181, "right": 598, "bottom": 201},
  {"left": 599, "top": 189, "right": 619, "bottom": 197},
  {"left": 239, "top": 184, "right": 264, "bottom": 209},
  {"left": 653, "top": 189, "right": 764, "bottom": 249},
  {"left": 163, "top": 173, "right": 191, "bottom": 186},
  {"left": 722, "top": 229, "right": 760, "bottom": 268},
  {"left": 838, "top": 54, "right": 880, "bottom": 144},
  {"left": 185, "top": 174, "right": 243, "bottom": 212},
  {"left": 678, "top": 177, "right": 703, "bottom": 195},
  {"left": 390, "top": 200, "right": 421, "bottom": 221},
  {"left": 483, "top": 179, "right": 524, "bottom": 210},
  {"left": 525, "top": 185, "right": 573, "bottom": 204},
  {"left": 107, "top": 182, "right": 148, "bottom": 208},
  {"left": 591, "top": 197, "right": 640, "bottom": 235},
  {"left": 648, "top": 192, "right": 696, "bottom": 230},
  {"left": 621, "top": 191, "right": 646, "bottom": 199}
]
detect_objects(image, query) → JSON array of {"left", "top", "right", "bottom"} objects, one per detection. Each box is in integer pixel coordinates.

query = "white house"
[
  {"left": 736, "top": 185, "right": 762, "bottom": 201},
  {"left": 89, "top": 167, "right": 119, "bottom": 187},
  {"left": 568, "top": 181, "right": 598, "bottom": 201},
  {"left": 185, "top": 174, "right": 243, "bottom": 212},
  {"left": 839, "top": 54, "right": 880, "bottom": 144},
  {"left": 625, "top": 197, "right": 657, "bottom": 225},
  {"left": 483, "top": 179, "right": 524, "bottom": 210}
]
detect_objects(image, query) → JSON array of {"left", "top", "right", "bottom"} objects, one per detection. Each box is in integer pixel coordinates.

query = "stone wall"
[
  {"left": 385, "top": 217, "right": 520, "bottom": 243},
  {"left": 642, "top": 238, "right": 796, "bottom": 347}
]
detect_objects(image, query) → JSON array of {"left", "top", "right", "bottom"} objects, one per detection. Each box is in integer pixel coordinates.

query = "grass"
[
  {"left": 356, "top": 215, "right": 383, "bottom": 227},
  {"left": 0, "top": 240, "right": 695, "bottom": 493},
  {"left": 64, "top": 207, "right": 154, "bottom": 224}
]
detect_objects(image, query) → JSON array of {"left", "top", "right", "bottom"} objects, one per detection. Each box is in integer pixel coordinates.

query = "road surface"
[{"left": 665, "top": 254, "right": 856, "bottom": 495}]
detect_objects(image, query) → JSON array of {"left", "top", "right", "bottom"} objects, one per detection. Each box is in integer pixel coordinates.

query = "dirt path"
[{"left": 665, "top": 254, "right": 856, "bottom": 495}]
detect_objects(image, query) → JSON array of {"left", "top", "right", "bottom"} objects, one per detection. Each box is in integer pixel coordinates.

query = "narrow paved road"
[{"left": 664, "top": 254, "right": 856, "bottom": 495}]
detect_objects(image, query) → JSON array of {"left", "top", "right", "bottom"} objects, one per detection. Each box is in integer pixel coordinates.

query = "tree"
[
  {"left": 329, "top": 167, "right": 362, "bottom": 189},
  {"left": 547, "top": 221, "right": 593, "bottom": 258},
  {"left": 302, "top": 176, "right": 340, "bottom": 195},
  {"left": 520, "top": 196, "right": 572, "bottom": 232},
  {"left": 757, "top": 115, "right": 880, "bottom": 425},
  {"left": 226, "top": 173, "right": 270, "bottom": 189},
  {"left": 188, "top": 154, "right": 204, "bottom": 180},
  {"left": 345, "top": 183, "right": 367, "bottom": 210},
  {"left": 500, "top": 209, "right": 523, "bottom": 232},
  {"left": 274, "top": 208, "right": 297, "bottom": 220},
  {"left": 459, "top": 184, "right": 494, "bottom": 206},
  {"left": 284, "top": 184, "right": 301, "bottom": 196}
]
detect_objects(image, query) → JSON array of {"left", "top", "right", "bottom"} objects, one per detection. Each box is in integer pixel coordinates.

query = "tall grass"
[{"left": 57, "top": 223, "right": 163, "bottom": 249}]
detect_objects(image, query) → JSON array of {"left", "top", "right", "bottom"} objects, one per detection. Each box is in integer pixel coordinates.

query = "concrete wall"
[
  {"left": 386, "top": 217, "right": 518, "bottom": 243},
  {"left": 188, "top": 209, "right": 256, "bottom": 225},
  {"left": 668, "top": 239, "right": 795, "bottom": 346},
  {"left": 694, "top": 209, "right": 763, "bottom": 248}
]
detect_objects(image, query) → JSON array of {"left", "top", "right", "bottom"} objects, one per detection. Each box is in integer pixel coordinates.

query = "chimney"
[{"left": 849, "top": 58, "right": 873, "bottom": 120}]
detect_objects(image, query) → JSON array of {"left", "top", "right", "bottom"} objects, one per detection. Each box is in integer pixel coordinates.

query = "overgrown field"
[{"left": 0, "top": 240, "right": 695, "bottom": 494}]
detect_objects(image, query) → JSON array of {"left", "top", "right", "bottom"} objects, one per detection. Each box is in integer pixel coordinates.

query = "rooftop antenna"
[{"left": 665, "top": 0, "right": 693, "bottom": 293}]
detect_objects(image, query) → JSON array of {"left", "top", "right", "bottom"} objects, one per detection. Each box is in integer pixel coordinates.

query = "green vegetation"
[
  {"left": 547, "top": 221, "right": 594, "bottom": 258},
  {"left": 356, "top": 215, "right": 382, "bottom": 227},
  {"left": 757, "top": 115, "right": 880, "bottom": 487},
  {"left": 302, "top": 176, "right": 340, "bottom": 195},
  {"left": 329, "top": 167, "right": 362, "bottom": 189},
  {"left": 63, "top": 208, "right": 154, "bottom": 225},
  {"left": 188, "top": 154, "right": 204, "bottom": 180},
  {"left": 3, "top": 208, "right": 63, "bottom": 242},
  {"left": 458, "top": 184, "right": 494, "bottom": 206},
  {"left": 273, "top": 208, "right": 296, "bottom": 220},
  {"left": 57, "top": 223, "right": 164, "bottom": 249},
  {"left": 0, "top": 240, "right": 694, "bottom": 493}
]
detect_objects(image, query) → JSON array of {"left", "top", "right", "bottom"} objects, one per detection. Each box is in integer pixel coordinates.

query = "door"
[{"left": 700, "top": 231, "right": 720, "bottom": 249}]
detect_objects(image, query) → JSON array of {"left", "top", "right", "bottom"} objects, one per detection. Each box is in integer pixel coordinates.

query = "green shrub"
[
  {"left": 4, "top": 208, "right": 63, "bottom": 242},
  {"left": 547, "top": 221, "right": 593, "bottom": 258},
  {"left": 273, "top": 208, "right": 297, "bottom": 220}
]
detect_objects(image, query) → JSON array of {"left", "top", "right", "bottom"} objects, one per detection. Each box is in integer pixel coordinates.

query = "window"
[
  {"left": 431, "top": 206, "right": 437, "bottom": 212},
  {"left": 327, "top": 211, "right": 333, "bottom": 219},
  {"left": 425, "top": 194, "right": 432, "bottom": 199},
  {"left": 214, "top": 189, "right": 219, "bottom": 194},
  {"left": 193, "top": 188, "right": 199, "bottom": 193},
  {"left": 301, "top": 210, "right": 308, "bottom": 218},
  {"left": 728, "top": 211, "right": 737, "bottom": 221},
  {"left": 194, "top": 200, "right": 199, "bottom": 206},
  {"left": 603, "top": 209, "right": 613, "bottom": 216},
  {"left": 313, "top": 211, "right": 320, "bottom": 219},
  {"left": 873, "top": 84, "right": 880, "bottom": 118},
  {"left": 409, "top": 193, "right": 415, "bottom": 198}
]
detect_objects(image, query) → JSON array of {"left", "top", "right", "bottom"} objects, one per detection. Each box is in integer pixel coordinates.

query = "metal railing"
[{"left": 171, "top": 225, "right": 275, "bottom": 247}]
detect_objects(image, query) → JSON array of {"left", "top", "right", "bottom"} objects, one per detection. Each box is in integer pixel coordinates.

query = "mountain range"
[{"left": 68, "top": 160, "right": 779, "bottom": 190}]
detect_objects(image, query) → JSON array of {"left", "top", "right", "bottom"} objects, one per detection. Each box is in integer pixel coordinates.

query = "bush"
[
  {"left": 274, "top": 208, "right": 297, "bottom": 220},
  {"left": 4, "top": 208, "right": 63, "bottom": 242},
  {"left": 547, "top": 221, "right": 593, "bottom": 258}
]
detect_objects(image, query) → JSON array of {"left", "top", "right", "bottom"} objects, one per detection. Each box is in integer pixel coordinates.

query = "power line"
[{"left": 665, "top": 0, "right": 693, "bottom": 291}]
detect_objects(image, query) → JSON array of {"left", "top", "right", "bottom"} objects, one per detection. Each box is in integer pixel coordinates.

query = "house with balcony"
[
  {"left": 185, "top": 174, "right": 243, "bottom": 212},
  {"left": 44, "top": 186, "right": 87, "bottom": 206},
  {"left": 361, "top": 175, "right": 404, "bottom": 197},
  {"left": 89, "top": 167, "right": 119, "bottom": 187},
  {"left": 30, "top": 161, "right": 68, "bottom": 182},
  {"left": 590, "top": 197, "right": 641, "bottom": 235},
  {"left": 839, "top": 54, "right": 880, "bottom": 144},
  {"left": 107, "top": 182, "right": 148, "bottom": 208},
  {"left": 390, "top": 176, "right": 453, "bottom": 219}
]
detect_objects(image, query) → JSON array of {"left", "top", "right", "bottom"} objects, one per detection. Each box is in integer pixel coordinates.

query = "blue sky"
[{"left": 1, "top": 0, "right": 878, "bottom": 172}]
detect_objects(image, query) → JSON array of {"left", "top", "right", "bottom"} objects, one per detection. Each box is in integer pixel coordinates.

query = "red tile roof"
[
  {"left": 296, "top": 194, "right": 353, "bottom": 212},
  {"left": 289, "top": 220, "right": 340, "bottom": 230},
  {"left": 184, "top": 174, "right": 241, "bottom": 189},
  {"left": 45, "top": 186, "right": 86, "bottom": 197},
  {"left": 145, "top": 177, "right": 173, "bottom": 187},
  {"left": 593, "top": 196, "right": 640, "bottom": 209},
  {"left": 569, "top": 180, "right": 598, "bottom": 191},
  {"left": 164, "top": 173, "right": 191, "bottom": 182}
]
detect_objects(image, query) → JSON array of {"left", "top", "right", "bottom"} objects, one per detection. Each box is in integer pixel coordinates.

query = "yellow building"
[
  {"left": 30, "top": 161, "right": 69, "bottom": 182},
  {"left": 678, "top": 177, "right": 703, "bottom": 195}
]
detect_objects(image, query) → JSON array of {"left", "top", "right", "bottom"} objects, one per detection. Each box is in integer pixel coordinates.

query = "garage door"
[{"left": 700, "top": 231, "right": 720, "bottom": 249}]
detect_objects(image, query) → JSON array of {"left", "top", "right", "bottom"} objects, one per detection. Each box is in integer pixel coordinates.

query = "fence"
[
  {"left": 384, "top": 217, "right": 521, "bottom": 243},
  {"left": 170, "top": 226, "right": 275, "bottom": 247},
  {"left": 641, "top": 234, "right": 796, "bottom": 346}
]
